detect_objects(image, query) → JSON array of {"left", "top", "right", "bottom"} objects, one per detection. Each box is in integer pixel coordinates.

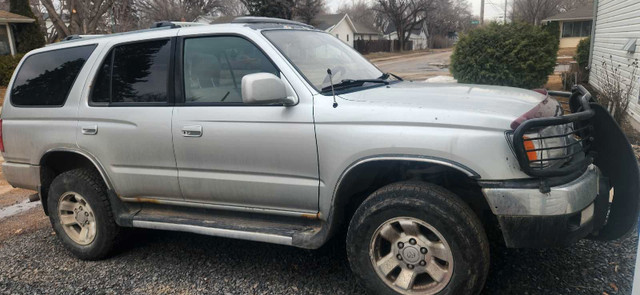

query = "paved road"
[{"left": 373, "top": 50, "right": 453, "bottom": 81}]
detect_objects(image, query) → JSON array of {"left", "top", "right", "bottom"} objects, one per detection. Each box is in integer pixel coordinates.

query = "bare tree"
[
  {"left": 110, "top": 0, "right": 139, "bottom": 33},
  {"left": 136, "top": 0, "right": 226, "bottom": 25},
  {"left": 512, "top": 0, "right": 562, "bottom": 25},
  {"left": 220, "top": 0, "right": 248, "bottom": 15},
  {"left": 40, "top": 0, "right": 115, "bottom": 38},
  {"left": 375, "top": 0, "right": 435, "bottom": 51},
  {"left": 294, "top": 0, "right": 324, "bottom": 24},
  {"left": 425, "top": 0, "right": 472, "bottom": 47},
  {"left": 337, "top": 0, "right": 380, "bottom": 30},
  {"left": 557, "top": 0, "right": 593, "bottom": 12}
]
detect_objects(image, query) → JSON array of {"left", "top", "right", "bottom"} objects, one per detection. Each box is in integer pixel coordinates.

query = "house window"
[
  {"left": 562, "top": 20, "right": 592, "bottom": 38},
  {"left": 336, "top": 34, "right": 339, "bottom": 39},
  {"left": 347, "top": 34, "right": 349, "bottom": 41}
]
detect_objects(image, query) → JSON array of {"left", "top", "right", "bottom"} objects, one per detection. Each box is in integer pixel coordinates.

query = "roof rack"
[
  {"left": 150, "top": 21, "right": 206, "bottom": 29},
  {"left": 231, "top": 16, "right": 313, "bottom": 28}
]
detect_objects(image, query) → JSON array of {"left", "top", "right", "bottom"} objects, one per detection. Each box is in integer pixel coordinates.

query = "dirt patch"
[
  {"left": 0, "top": 188, "right": 35, "bottom": 208},
  {"left": 0, "top": 206, "right": 49, "bottom": 243},
  {"left": 558, "top": 47, "right": 577, "bottom": 57},
  {"left": 545, "top": 74, "right": 564, "bottom": 91}
]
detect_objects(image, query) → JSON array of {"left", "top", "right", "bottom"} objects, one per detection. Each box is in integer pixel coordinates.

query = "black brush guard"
[{"left": 512, "top": 85, "right": 639, "bottom": 240}]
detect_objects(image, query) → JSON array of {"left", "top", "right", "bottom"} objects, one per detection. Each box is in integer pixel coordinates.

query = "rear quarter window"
[{"left": 10, "top": 44, "right": 96, "bottom": 107}]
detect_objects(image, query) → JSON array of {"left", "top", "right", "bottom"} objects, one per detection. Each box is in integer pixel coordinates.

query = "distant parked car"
[{"left": 1, "top": 17, "right": 638, "bottom": 295}]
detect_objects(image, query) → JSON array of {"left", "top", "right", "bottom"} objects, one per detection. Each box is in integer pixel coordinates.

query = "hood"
[{"left": 337, "top": 81, "right": 554, "bottom": 130}]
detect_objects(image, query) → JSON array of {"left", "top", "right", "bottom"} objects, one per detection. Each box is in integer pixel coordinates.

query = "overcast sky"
[{"left": 325, "top": 0, "right": 506, "bottom": 21}]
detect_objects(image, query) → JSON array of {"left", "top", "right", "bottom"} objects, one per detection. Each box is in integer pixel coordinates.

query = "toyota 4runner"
[{"left": 2, "top": 17, "right": 638, "bottom": 295}]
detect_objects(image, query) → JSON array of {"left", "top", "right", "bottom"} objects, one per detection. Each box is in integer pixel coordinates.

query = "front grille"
[{"left": 512, "top": 86, "right": 595, "bottom": 177}]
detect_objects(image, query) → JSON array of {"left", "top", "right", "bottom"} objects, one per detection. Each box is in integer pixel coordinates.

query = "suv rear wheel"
[
  {"left": 47, "top": 168, "right": 120, "bottom": 260},
  {"left": 346, "top": 181, "right": 489, "bottom": 295}
]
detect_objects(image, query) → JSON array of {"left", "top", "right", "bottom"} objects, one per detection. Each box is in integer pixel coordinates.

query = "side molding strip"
[{"left": 132, "top": 220, "right": 293, "bottom": 246}]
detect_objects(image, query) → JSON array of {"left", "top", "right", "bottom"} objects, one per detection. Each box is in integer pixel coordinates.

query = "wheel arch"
[
  {"left": 325, "top": 155, "right": 490, "bottom": 244},
  {"left": 39, "top": 148, "right": 113, "bottom": 215}
]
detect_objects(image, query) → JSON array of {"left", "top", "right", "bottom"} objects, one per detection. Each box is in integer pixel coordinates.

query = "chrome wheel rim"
[
  {"left": 369, "top": 217, "right": 454, "bottom": 294},
  {"left": 57, "top": 192, "right": 97, "bottom": 246}
]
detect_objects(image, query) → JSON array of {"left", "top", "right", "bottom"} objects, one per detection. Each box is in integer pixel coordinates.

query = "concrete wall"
[{"left": 589, "top": 0, "right": 640, "bottom": 122}]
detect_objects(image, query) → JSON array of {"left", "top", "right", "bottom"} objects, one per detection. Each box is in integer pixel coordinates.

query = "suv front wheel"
[
  {"left": 47, "top": 168, "right": 121, "bottom": 260},
  {"left": 346, "top": 181, "right": 489, "bottom": 295}
]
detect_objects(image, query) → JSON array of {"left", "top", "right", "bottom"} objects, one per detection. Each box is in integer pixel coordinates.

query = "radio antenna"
[{"left": 327, "top": 68, "right": 338, "bottom": 108}]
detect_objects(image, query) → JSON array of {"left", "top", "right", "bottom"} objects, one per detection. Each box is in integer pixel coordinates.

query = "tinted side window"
[
  {"left": 91, "top": 39, "right": 171, "bottom": 104},
  {"left": 183, "top": 36, "right": 278, "bottom": 104},
  {"left": 11, "top": 45, "right": 96, "bottom": 106}
]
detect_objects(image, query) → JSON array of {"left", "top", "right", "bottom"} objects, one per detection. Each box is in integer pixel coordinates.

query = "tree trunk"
[{"left": 40, "top": 0, "right": 71, "bottom": 38}]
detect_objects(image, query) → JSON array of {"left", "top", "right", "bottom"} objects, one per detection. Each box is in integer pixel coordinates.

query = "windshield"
[{"left": 263, "top": 30, "right": 385, "bottom": 92}]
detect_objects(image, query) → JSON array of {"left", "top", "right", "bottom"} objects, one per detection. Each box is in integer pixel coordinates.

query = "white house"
[
  {"left": 588, "top": 0, "right": 640, "bottom": 122},
  {"left": 383, "top": 22, "right": 429, "bottom": 50},
  {"left": 308, "top": 13, "right": 381, "bottom": 47}
]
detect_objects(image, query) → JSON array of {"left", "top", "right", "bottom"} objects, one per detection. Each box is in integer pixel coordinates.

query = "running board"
[
  {"left": 129, "top": 204, "right": 321, "bottom": 247},
  {"left": 132, "top": 220, "right": 293, "bottom": 245}
]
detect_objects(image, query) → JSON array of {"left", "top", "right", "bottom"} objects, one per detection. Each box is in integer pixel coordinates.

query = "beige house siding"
[{"left": 588, "top": 0, "right": 640, "bottom": 121}]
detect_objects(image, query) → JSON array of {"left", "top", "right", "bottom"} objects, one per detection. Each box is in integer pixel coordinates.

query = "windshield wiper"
[
  {"left": 380, "top": 72, "right": 403, "bottom": 81},
  {"left": 321, "top": 78, "right": 389, "bottom": 93}
]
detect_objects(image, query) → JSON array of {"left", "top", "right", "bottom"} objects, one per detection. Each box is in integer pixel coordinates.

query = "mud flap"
[{"left": 589, "top": 103, "right": 640, "bottom": 240}]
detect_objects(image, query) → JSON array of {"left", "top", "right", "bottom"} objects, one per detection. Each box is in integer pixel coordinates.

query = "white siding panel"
[{"left": 589, "top": 0, "right": 640, "bottom": 122}]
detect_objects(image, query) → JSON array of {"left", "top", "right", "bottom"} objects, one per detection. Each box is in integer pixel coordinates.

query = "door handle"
[
  {"left": 81, "top": 125, "right": 98, "bottom": 135},
  {"left": 182, "top": 125, "right": 202, "bottom": 137}
]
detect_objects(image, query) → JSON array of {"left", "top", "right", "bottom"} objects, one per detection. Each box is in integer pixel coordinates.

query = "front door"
[
  {"left": 172, "top": 35, "right": 319, "bottom": 213},
  {"left": 77, "top": 37, "right": 181, "bottom": 200}
]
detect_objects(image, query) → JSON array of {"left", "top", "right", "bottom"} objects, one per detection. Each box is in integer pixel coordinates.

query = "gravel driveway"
[{"left": 0, "top": 203, "right": 636, "bottom": 294}]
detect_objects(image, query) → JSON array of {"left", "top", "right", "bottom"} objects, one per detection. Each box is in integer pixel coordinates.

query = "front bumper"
[{"left": 482, "top": 165, "right": 611, "bottom": 248}]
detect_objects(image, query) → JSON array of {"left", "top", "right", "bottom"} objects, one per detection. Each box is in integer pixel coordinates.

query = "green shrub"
[
  {"left": 576, "top": 36, "right": 591, "bottom": 71},
  {"left": 450, "top": 22, "right": 558, "bottom": 89},
  {"left": 543, "top": 21, "right": 560, "bottom": 44},
  {"left": 0, "top": 54, "right": 24, "bottom": 86}
]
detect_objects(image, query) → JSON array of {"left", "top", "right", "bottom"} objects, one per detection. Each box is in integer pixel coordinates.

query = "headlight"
[{"left": 521, "top": 124, "right": 574, "bottom": 168}]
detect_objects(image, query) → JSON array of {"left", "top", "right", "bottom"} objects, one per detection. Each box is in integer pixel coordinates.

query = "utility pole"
[
  {"left": 480, "top": 0, "right": 485, "bottom": 25},
  {"left": 504, "top": 0, "right": 508, "bottom": 24}
]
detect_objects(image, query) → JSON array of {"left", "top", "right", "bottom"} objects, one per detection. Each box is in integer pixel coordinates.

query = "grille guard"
[
  {"left": 512, "top": 86, "right": 595, "bottom": 177},
  {"left": 513, "top": 85, "right": 639, "bottom": 240}
]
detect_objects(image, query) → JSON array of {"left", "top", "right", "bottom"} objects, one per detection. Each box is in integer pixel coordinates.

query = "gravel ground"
[{"left": 0, "top": 208, "right": 636, "bottom": 295}]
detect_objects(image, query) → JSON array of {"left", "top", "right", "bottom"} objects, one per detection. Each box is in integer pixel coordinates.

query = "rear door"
[
  {"left": 77, "top": 36, "right": 182, "bottom": 200},
  {"left": 171, "top": 33, "right": 319, "bottom": 213}
]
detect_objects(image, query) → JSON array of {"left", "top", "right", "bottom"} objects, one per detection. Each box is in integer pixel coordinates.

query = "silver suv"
[{"left": 2, "top": 17, "right": 638, "bottom": 295}]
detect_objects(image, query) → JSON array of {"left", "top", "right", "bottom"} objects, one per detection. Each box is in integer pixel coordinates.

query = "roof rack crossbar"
[{"left": 231, "top": 16, "right": 313, "bottom": 28}]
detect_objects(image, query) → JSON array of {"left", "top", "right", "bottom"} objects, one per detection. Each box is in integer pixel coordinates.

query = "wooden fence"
[{"left": 354, "top": 40, "right": 413, "bottom": 54}]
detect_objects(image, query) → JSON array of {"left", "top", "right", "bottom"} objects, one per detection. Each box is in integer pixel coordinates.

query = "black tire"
[
  {"left": 346, "top": 181, "right": 490, "bottom": 295},
  {"left": 47, "top": 168, "right": 120, "bottom": 260}
]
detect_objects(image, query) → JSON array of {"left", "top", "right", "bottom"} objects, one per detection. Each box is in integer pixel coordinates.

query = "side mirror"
[{"left": 241, "top": 73, "right": 297, "bottom": 105}]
